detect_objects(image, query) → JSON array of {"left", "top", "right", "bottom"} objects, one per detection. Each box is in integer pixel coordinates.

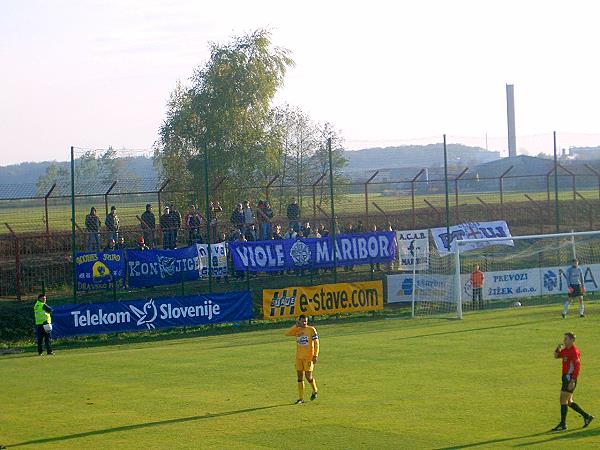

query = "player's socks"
[
  {"left": 569, "top": 402, "right": 588, "bottom": 418},
  {"left": 561, "top": 404, "right": 568, "bottom": 424},
  {"left": 579, "top": 303, "right": 584, "bottom": 316},
  {"left": 563, "top": 302, "right": 570, "bottom": 316},
  {"left": 308, "top": 378, "right": 318, "bottom": 393},
  {"left": 297, "top": 381, "right": 305, "bottom": 400}
]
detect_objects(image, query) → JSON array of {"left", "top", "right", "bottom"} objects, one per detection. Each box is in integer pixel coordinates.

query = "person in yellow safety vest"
[{"left": 34, "top": 293, "right": 54, "bottom": 356}]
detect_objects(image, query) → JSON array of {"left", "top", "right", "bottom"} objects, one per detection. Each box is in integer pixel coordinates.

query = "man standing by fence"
[
  {"left": 185, "top": 205, "right": 203, "bottom": 245},
  {"left": 105, "top": 206, "right": 120, "bottom": 244},
  {"left": 287, "top": 197, "right": 300, "bottom": 232},
  {"left": 471, "top": 265, "right": 485, "bottom": 310},
  {"left": 85, "top": 207, "right": 101, "bottom": 251},
  {"left": 140, "top": 203, "right": 156, "bottom": 248},
  {"left": 160, "top": 206, "right": 172, "bottom": 249},
  {"left": 34, "top": 294, "right": 54, "bottom": 356}
]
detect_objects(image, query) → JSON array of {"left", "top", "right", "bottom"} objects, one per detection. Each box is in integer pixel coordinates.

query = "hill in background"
[{"left": 0, "top": 145, "right": 502, "bottom": 186}]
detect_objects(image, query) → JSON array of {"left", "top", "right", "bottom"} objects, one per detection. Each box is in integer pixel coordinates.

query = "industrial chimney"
[{"left": 506, "top": 84, "right": 516, "bottom": 157}]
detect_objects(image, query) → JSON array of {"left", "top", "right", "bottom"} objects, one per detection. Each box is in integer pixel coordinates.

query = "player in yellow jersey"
[{"left": 285, "top": 314, "right": 319, "bottom": 404}]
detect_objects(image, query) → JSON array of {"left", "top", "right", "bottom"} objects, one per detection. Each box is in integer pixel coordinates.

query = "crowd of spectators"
[{"left": 83, "top": 198, "right": 396, "bottom": 262}]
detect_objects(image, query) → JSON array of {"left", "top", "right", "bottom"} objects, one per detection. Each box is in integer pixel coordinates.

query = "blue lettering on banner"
[
  {"left": 431, "top": 221, "right": 513, "bottom": 254},
  {"left": 51, "top": 291, "right": 253, "bottom": 337},
  {"left": 76, "top": 251, "right": 125, "bottom": 291},
  {"left": 229, "top": 231, "right": 397, "bottom": 272},
  {"left": 127, "top": 246, "right": 200, "bottom": 287}
]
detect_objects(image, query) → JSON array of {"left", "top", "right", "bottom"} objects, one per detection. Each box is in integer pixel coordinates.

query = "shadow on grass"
[
  {"left": 436, "top": 431, "right": 551, "bottom": 449},
  {"left": 395, "top": 320, "right": 544, "bottom": 341},
  {"left": 513, "top": 425, "right": 600, "bottom": 447},
  {"left": 438, "top": 424, "right": 599, "bottom": 449},
  {"left": 8, "top": 403, "right": 290, "bottom": 448}
]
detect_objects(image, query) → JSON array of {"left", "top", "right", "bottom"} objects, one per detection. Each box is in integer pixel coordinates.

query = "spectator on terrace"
[
  {"left": 104, "top": 238, "right": 116, "bottom": 252},
  {"left": 140, "top": 203, "right": 156, "bottom": 248},
  {"left": 228, "top": 227, "right": 242, "bottom": 242},
  {"left": 160, "top": 206, "right": 172, "bottom": 250},
  {"left": 317, "top": 223, "right": 329, "bottom": 237},
  {"left": 208, "top": 201, "right": 223, "bottom": 243},
  {"left": 185, "top": 205, "right": 203, "bottom": 245},
  {"left": 136, "top": 236, "right": 150, "bottom": 250},
  {"left": 355, "top": 220, "right": 365, "bottom": 234},
  {"left": 272, "top": 224, "right": 284, "bottom": 240},
  {"left": 308, "top": 227, "right": 321, "bottom": 238},
  {"left": 283, "top": 226, "right": 297, "bottom": 240},
  {"left": 85, "top": 206, "right": 101, "bottom": 252},
  {"left": 257, "top": 200, "right": 274, "bottom": 240},
  {"left": 168, "top": 204, "right": 182, "bottom": 247},
  {"left": 230, "top": 203, "right": 244, "bottom": 233},
  {"left": 287, "top": 197, "right": 300, "bottom": 232},
  {"left": 116, "top": 236, "right": 127, "bottom": 250},
  {"left": 245, "top": 224, "right": 257, "bottom": 242},
  {"left": 105, "top": 206, "right": 120, "bottom": 243},
  {"left": 301, "top": 221, "right": 311, "bottom": 238},
  {"left": 242, "top": 200, "right": 255, "bottom": 235}
]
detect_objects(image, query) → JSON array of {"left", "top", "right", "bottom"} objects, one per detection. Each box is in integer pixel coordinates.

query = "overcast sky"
[{"left": 1, "top": 0, "right": 599, "bottom": 166}]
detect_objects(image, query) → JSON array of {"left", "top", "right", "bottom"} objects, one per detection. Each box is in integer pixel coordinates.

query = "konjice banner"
[
  {"left": 229, "top": 231, "right": 397, "bottom": 272},
  {"left": 127, "top": 246, "right": 201, "bottom": 287},
  {"left": 262, "top": 280, "right": 384, "bottom": 319},
  {"left": 52, "top": 291, "right": 253, "bottom": 337},
  {"left": 75, "top": 250, "right": 126, "bottom": 291}
]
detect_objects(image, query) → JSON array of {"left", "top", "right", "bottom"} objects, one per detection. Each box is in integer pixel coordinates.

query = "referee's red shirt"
[{"left": 560, "top": 344, "right": 581, "bottom": 380}]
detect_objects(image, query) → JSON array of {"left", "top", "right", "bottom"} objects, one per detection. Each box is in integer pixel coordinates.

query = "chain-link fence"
[{"left": 3, "top": 133, "right": 600, "bottom": 300}]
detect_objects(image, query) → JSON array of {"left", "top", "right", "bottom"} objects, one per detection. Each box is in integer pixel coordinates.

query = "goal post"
[{"left": 453, "top": 229, "right": 600, "bottom": 318}]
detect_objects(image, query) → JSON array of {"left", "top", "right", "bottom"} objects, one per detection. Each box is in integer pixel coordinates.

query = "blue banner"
[
  {"left": 51, "top": 291, "right": 253, "bottom": 337},
  {"left": 75, "top": 251, "right": 126, "bottom": 291},
  {"left": 127, "top": 246, "right": 200, "bottom": 288},
  {"left": 229, "top": 231, "right": 397, "bottom": 272}
]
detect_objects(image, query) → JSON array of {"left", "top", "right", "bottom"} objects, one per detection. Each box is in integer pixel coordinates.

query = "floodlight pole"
[{"left": 70, "top": 146, "right": 77, "bottom": 302}]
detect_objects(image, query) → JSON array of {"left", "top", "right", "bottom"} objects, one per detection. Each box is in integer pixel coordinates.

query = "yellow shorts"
[{"left": 295, "top": 358, "right": 314, "bottom": 372}]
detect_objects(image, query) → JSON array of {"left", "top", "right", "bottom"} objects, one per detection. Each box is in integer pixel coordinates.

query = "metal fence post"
[
  {"left": 312, "top": 173, "right": 327, "bottom": 224},
  {"left": 454, "top": 168, "right": 468, "bottom": 223},
  {"left": 364, "top": 171, "right": 379, "bottom": 229},
  {"left": 584, "top": 164, "right": 600, "bottom": 201},
  {"left": 104, "top": 181, "right": 117, "bottom": 217},
  {"left": 265, "top": 175, "right": 279, "bottom": 203},
  {"left": 5, "top": 223, "right": 21, "bottom": 300},
  {"left": 499, "top": 166, "right": 513, "bottom": 218},
  {"left": 411, "top": 169, "right": 425, "bottom": 228}
]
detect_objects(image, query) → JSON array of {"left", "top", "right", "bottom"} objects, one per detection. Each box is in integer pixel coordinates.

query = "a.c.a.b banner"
[{"left": 262, "top": 280, "right": 383, "bottom": 319}]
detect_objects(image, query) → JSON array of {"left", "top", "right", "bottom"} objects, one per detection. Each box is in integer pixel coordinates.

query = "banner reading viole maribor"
[{"left": 262, "top": 281, "right": 383, "bottom": 319}]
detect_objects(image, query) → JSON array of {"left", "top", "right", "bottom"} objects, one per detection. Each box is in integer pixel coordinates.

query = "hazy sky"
[{"left": 1, "top": 0, "right": 600, "bottom": 166}]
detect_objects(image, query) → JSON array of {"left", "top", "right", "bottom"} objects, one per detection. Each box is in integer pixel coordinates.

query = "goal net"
[{"left": 387, "top": 230, "right": 600, "bottom": 318}]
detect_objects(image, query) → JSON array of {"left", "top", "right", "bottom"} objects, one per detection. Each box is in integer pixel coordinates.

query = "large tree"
[{"left": 155, "top": 30, "right": 294, "bottom": 204}]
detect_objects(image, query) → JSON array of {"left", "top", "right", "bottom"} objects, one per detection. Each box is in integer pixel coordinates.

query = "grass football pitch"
[{"left": 2, "top": 304, "right": 600, "bottom": 449}]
